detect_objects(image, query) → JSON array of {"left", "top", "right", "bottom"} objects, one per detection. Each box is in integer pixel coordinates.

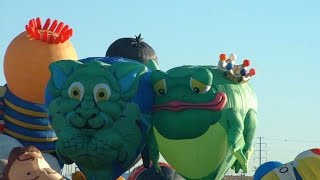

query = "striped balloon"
[{"left": 2, "top": 86, "right": 56, "bottom": 152}]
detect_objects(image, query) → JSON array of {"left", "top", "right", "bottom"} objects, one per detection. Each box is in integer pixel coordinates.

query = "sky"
[{"left": 1, "top": 0, "right": 320, "bottom": 177}]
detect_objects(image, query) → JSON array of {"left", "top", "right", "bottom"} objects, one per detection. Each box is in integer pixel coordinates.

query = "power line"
[{"left": 263, "top": 137, "right": 320, "bottom": 143}]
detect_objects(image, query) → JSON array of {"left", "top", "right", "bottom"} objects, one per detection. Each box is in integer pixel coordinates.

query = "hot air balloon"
[
  {"left": 1, "top": 17, "right": 78, "bottom": 154},
  {"left": 46, "top": 57, "right": 157, "bottom": 180},
  {"left": 254, "top": 148, "right": 320, "bottom": 180}
]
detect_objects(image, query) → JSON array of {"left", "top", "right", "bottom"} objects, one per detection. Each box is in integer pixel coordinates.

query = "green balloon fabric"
[
  {"left": 46, "top": 57, "right": 155, "bottom": 180},
  {"left": 146, "top": 65, "right": 258, "bottom": 180}
]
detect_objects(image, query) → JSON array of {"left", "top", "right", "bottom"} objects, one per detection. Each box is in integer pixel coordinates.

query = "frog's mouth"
[{"left": 153, "top": 92, "right": 227, "bottom": 111}]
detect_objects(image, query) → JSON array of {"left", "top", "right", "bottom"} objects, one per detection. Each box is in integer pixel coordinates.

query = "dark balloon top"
[{"left": 106, "top": 34, "right": 158, "bottom": 64}]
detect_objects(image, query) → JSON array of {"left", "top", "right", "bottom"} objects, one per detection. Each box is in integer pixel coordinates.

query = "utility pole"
[
  {"left": 254, "top": 137, "right": 267, "bottom": 166},
  {"left": 259, "top": 137, "right": 262, "bottom": 165}
]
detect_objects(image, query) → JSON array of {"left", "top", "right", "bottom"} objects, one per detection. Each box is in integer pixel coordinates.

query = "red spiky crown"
[{"left": 25, "top": 17, "right": 73, "bottom": 44}]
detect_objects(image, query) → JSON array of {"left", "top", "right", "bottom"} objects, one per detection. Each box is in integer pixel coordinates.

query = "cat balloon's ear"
[
  {"left": 48, "top": 60, "right": 84, "bottom": 90},
  {"left": 146, "top": 60, "right": 159, "bottom": 71},
  {"left": 110, "top": 61, "right": 148, "bottom": 100}
]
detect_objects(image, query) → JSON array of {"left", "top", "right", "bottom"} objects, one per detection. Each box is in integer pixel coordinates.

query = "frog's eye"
[
  {"left": 93, "top": 83, "right": 111, "bottom": 102},
  {"left": 153, "top": 79, "right": 167, "bottom": 96},
  {"left": 190, "top": 78, "right": 211, "bottom": 94},
  {"left": 68, "top": 82, "right": 85, "bottom": 100}
]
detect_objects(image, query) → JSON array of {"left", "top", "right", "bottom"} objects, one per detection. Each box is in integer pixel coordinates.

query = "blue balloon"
[
  {"left": 254, "top": 161, "right": 283, "bottom": 180},
  {"left": 226, "top": 63, "right": 233, "bottom": 70},
  {"left": 240, "top": 68, "right": 247, "bottom": 76}
]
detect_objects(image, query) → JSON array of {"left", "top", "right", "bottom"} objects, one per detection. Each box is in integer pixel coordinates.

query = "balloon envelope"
[
  {"left": 0, "top": 159, "right": 8, "bottom": 177},
  {"left": 253, "top": 161, "right": 283, "bottom": 180},
  {"left": 42, "top": 153, "right": 62, "bottom": 173},
  {"left": 45, "top": 57, "right": 155, "bottom": 180},
  {"left": 254, "top": 148, "right": 320, "bottom": 180},
  {"left": 0, "top": 134, "right": 22, "bottom": 159}
]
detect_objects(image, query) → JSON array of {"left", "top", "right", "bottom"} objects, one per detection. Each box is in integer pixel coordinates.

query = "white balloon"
[
  {"left": 229, "top": 53, "right": 237, "bottom": 61},
  {"left": 294, "top": 148, "right": 320, "bottom": 161},
  {"left": 42, "top": 153, "right": 62, "bottom": 173},
  {"left": 0, "top": 134, "right": 22, "bottom": 159},
  {"left": 0, "top": 159, "right": 8, "bottom": 174}
]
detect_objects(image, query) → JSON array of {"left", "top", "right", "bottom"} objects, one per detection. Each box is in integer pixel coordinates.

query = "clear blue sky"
[{"left": 1, "top": 0, "right": 320, "bottom": 176}]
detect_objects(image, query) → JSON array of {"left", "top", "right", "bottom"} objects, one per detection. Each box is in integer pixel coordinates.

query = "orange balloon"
[
  {"left": 116, "top": 176, "right": 125, "bottom": 180},
  {"left": 219, "top": 53, "right": 227, "bottom": 61},
  {"left": 4, "top": 18, "right": 78, "bottom": 104},
  {"left": 72, "top": 171, "right": 87, "bottom": 180}
]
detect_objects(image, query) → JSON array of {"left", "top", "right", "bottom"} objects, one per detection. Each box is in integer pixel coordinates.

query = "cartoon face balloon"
[
  {"left": 1, "top": 146, "right": 63, "bottom": 180},
  {"left": 145, "top": 64, "right": 258, "bottom": 180},
  {"left": 46, "top": 57, "right": 155, "bottom": 180}
]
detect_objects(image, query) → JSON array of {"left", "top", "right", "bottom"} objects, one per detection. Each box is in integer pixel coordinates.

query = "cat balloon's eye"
[
  {"left": 93, "top": 83, "right": 111, "bottom": 102},
  {"left": 68, "top": 82, "right": 85, "bottom": 100},
  {"left": 153, "top": 79, "right": 167, "bottom": 96},
  {"left": 190, "top": 78, "right": 211, "bottom": 94}
]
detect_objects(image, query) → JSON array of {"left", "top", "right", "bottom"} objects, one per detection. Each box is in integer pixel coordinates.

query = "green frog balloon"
[{"left": 144, "top": 54, "right": 258, "bottom": 180}]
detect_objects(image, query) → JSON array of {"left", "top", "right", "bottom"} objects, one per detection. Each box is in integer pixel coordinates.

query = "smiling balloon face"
[{"left": 3, "top": 146, "right": 63, "bottom": 180}]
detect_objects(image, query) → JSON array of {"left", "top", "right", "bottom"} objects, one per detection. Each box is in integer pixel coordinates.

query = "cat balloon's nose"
[{"left": 78, "top": 112, "right": 98, "bottom": 120}]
